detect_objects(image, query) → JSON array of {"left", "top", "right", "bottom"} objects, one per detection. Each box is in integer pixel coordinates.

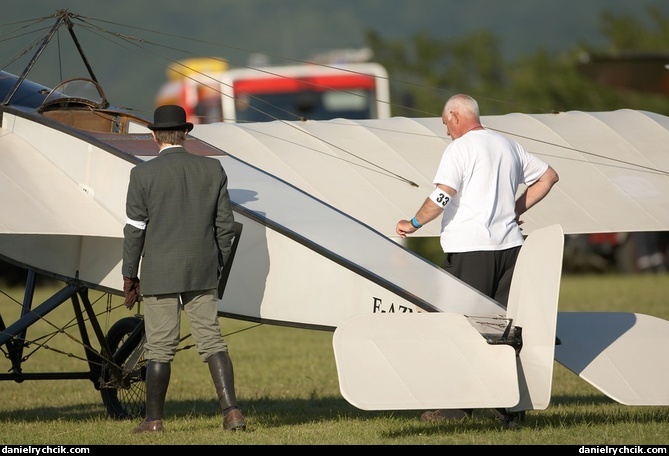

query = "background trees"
[{"left": 367, "top": 7, "right": 669, "bottom": 117}]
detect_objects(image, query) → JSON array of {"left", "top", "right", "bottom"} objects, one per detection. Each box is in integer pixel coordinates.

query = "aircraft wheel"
[{"left": 100, "top": 316, "right": 146, "bottom": 420}]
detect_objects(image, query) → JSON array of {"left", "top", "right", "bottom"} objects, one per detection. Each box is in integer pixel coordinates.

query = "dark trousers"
[{"left": 442, "top": 246, "right": 521, "bottom": 308}]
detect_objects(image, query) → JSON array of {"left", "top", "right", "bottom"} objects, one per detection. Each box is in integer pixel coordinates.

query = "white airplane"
[{"left": 1, "top": 10, "right": 668, "bottom": 425}]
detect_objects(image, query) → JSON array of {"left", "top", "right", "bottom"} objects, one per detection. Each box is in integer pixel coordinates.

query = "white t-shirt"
[{"left": 433, "top": 129, "right": 548, "bottom": 253}]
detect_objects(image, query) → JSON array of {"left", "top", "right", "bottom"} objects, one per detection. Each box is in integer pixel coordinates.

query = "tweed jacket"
[{"left": 122, "top": 146, "right": 235, "bottom": 295}]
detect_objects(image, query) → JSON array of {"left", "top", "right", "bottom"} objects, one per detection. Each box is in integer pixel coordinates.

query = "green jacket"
[{"left": 122, "top": 146, "right": 235, "bottom": 295}]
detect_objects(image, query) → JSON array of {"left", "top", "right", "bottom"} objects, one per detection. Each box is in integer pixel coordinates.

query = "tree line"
[{"left": 366, "top": 6, "right": 669, "bottom": 117}]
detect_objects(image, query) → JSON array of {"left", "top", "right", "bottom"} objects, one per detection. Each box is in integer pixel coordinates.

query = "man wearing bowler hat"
[{"left": 122, "top": 105, "right": 246, "bottom": 433}]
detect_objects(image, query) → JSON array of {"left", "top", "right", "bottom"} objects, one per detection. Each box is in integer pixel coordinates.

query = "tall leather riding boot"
[
  {"left": 133, "top": 360, "right": 171, "bottom": 433},
  {"left": 208, "top": 351, "right": 246, "bottom": 431},
  {"left": 146, "top": 360, "right": 171, "bottom": 419}
]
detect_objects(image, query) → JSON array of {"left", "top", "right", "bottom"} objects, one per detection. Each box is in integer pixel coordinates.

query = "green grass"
[{"left": 0, "top": 274, "right": 668, "bottom": 445}]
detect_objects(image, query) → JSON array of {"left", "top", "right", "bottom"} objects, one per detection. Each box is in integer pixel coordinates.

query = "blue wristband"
[{"left": 410, "top": 216, "right": 422, "bottom": 229}]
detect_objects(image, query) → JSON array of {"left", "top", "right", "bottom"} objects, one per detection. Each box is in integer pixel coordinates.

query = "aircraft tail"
[{"left": 332, "top": 224, "right": 564, "bottom": 411}]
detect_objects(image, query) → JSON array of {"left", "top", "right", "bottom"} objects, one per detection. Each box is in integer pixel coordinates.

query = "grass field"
[{"left": 0, "top": 273, "right": 667, "bottom": 445}]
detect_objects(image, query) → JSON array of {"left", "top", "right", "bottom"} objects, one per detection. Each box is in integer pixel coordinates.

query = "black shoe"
[{"left": 494, "top": 408, "right": 524, "bottom": 430}]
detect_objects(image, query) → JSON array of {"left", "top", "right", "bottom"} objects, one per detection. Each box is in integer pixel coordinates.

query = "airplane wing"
[
  {"left": 0, "top": 112, "right": 132, "bottom": 289},
  {"left": 0, "top": 132, "right": 122, "bottom": 237},
  {"left": 192, "top": 109, "right": 669, "bottom": 238}
]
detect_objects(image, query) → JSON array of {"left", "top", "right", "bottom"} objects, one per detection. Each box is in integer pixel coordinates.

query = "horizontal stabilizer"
[
  {"left": 555, "top": 312, "right": 669, "bottom": 405},
  {"left": 333, "top": 312, "right": 519, "bottom": 410}
]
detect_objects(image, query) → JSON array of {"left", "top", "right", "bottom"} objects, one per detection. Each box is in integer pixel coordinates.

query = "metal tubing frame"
[{"left": 0, "top": 269, "right": 114, "bottom": 384}]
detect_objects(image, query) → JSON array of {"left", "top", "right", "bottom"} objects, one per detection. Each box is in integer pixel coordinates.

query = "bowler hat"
[{"left": 147, "top": 105, "right": 194, "bottom": 132}]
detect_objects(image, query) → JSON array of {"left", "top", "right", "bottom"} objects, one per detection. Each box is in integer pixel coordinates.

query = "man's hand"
[
  {"left": 396, "top": 219, "right": 417, "bottom": 239},
  {"left": 123, "top": 276, "right": 141, "bottom": 310}
]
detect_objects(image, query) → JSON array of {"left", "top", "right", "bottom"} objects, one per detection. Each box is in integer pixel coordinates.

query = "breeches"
[{"left": 143, "top": 288, "right": 229, "bottom": 363}]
